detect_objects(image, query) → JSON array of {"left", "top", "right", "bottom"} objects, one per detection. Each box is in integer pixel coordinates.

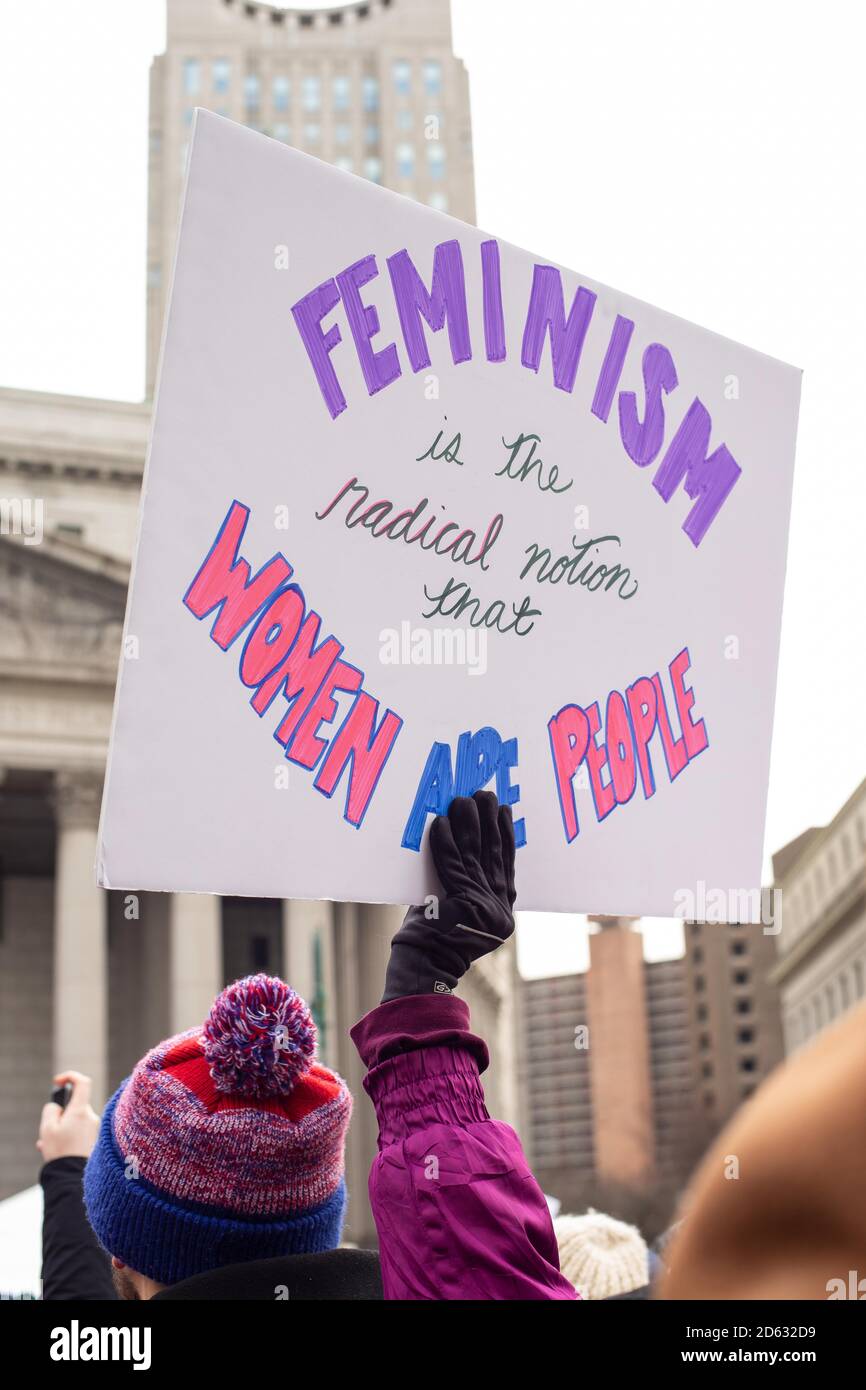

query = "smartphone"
[{"left": 51, "top": 1082, "right": 73, "bottom": 1110}]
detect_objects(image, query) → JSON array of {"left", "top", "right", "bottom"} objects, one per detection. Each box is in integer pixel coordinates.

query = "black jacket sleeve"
[{"left": 40, "top": 1157, "right": 116, "bottom": 1300}]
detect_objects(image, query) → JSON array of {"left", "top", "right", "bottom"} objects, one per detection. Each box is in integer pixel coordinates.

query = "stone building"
[
  {"left": 682, "top": 916, "right": 784, "bottom": 1128},
  {"left": 0, "top": 0, "right": 517, "bottom": 1246},
  {"left": 520, "top": 914, "right": 784, "bottom": 1198},
  {"left": 770, "top": 777, "right": 866, "bottom": 1053},
  {"left": 146, "top": 0, "right": 475, "bottom": 390}
]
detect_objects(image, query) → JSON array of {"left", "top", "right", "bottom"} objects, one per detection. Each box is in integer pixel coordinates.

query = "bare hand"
[{"left": 37, "top": 1071, "right": 100, "bottom": 1163}]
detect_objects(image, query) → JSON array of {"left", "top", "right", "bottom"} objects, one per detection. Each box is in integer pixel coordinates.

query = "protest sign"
[{"left": 97, "top": 110, "right": 801, "bottom": 916}]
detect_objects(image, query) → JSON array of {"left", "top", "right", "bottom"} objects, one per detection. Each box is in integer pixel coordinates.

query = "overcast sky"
[{"left": 0, "top": 1, "right": 863, "bottom": 976}]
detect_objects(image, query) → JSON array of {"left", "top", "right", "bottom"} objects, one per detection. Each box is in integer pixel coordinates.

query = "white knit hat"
[{"left": 554, "top": 1210, "right": 649, "bottom": 1299}]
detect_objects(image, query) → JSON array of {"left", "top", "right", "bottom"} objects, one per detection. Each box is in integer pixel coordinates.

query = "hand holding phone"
[{"left": 37, "top": 1072, "right": 100, "bottom": 1164}]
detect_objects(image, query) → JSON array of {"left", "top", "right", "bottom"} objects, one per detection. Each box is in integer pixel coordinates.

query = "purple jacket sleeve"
[{"left": 350, "top": 994, "right": 578, "bottom": 1301}]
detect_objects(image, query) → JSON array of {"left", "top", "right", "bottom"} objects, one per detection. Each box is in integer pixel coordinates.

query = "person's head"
[
  {"left": 83, "top": 974, "right": 351, "bottom": 1298},
  {"left": 553, "top": 1209, "right": 650, "bottom": 1300}
]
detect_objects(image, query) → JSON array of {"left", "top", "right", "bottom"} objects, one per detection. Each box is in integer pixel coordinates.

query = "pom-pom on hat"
[
  {"left": 84, "top": 975, "right": 352, "bottom": 1286},
  {"left": 204, "top": 974, "right": 317, "bottom": 1097}
]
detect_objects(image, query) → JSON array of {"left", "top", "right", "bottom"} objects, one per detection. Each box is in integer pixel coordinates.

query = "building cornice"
[
  {"left": 770, "top": 872, "right": 866, "bottom": 985},
  {"left": 0, "top": 530, "right": 131, "bottom": 589},
  {"left": 0, "top": 385, "right": 148, "bottom": 485},
  {"left": 169, "top": 0, "right": 453, "bottom": 46},
  {"left": 773, "top": 776, "right": 866, "bottom": 889}
]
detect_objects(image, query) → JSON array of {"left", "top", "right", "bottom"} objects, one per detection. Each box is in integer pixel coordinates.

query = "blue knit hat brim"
[{"left": 84, "top": 1085, "right": 347, "bottom": 1286}]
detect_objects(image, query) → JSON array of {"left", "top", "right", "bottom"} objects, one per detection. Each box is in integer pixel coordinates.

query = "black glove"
[{"left": 382, "top": 791, "right": 517, "bottom": 1002}]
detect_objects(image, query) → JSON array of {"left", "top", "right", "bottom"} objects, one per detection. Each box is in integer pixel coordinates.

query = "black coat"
[{"left": 153, "top": 1250, "right": 382, "bottom": 1300}]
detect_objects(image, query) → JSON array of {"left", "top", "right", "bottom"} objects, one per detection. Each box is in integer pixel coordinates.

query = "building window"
[
  {"left": 427, "top": 144, "right": 445, "bottom": 178},
  {"left": 362, "top": 75, "right": 379, "bottom": 112},
  {"left": 733, "top": 969, "right": 750, "bottom": 987},
  {"left": 363, "top": 155, "right": 382, "bottom": 183},
  {"left": 335, "top": 123, "right": 351, "bottom": 147},
  {"left": 741, "top": 1084, "right": 755, "bottom": 1100},
  {"left": 740, "top": 1056, "right": 757, "bottom": 1073},
  {"left": 698, "top": 1032, "right": 711, "bottom": 1051},
  {"left": 701, "top": 1062, "right": 713, "bottom": 1079},
  {"left": 364, "top": 122, "right": 380, "bottom": 147},
  {"left": 735, "top": 999, "right": 752, "bottom": 1016},
  {"left": 183, "top": 58, "right": 200, "bottom": 96},
  {"left": 427, "top": 191, "right": 448, "bottom": 212},
  {"left": 272, "top": 123, "right": 290, "bottom": 143},
  {"left": 396, "top": 142, "right": 415, "bottom": 178},
  {"left": 696, "top": 1003, "right": 708, "bottom": 1022},
  {"left": 334, "top": 156, "right": 354, "bottom": 173},
  {"left": 244, "top": 73, "right": 260, "bottom": 113},
  {"left": 703, "top": 1091, "right": 715, "bottom": 1109},
  {"left": 302, "top": 75, "right": 321, "bottom": 112},
  {"left": 333, "top": 74, "right": 351, "bottom": 111},
  {"left": 392, "top": 59, "right": 412, "bottom": 95},
  {"left": 273, "top": 74, "right": 290, "bottom": 111},
  {"left": 731, "top": 939, "right": 748, "bottom": 956},
  {"left": 423, "top": 58, "right": 443, "bottom": 96},
  {"left": 212, "top": 58, "right": 231, "bottom": 95},
  {"left": 303, "top": 122, "right": 321, "bottom": 147},
  {"left": 694, "top": 974, "right": 705, "bottom": 992},
  {"left": 693, "top": 946, "right": 704, "bottom": 965},
  {"left": 396, "top": 109, "right": 413, "bottom": 132},
  {"left": 737, "top": 1027, "right": 755, "bottom": 1045}
]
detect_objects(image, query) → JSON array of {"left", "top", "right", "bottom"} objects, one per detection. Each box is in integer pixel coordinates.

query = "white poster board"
[{"left": 98, "top": 111, "right": 801, "bottom": 917}]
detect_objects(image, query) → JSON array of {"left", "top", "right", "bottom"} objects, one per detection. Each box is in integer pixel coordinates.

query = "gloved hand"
[{"left": 382, "top": 791, "right": 517, "bottom": 1002}]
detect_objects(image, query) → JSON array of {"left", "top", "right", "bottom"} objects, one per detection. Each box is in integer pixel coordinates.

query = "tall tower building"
[
  {"left": 585, "top": 918, "right": 654, "bottom": 1187},
  {"left": 0, "top": 1, "right": 515, "bottom": 1247},
  {"left": 146, "top": 0, "right": 475, "bottom": 391}
]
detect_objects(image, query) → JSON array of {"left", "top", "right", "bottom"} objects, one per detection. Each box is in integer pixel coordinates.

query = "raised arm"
[
  {"left": 38, "top": 1072, "right": 116, "bottom": 1301},
  {"left": 351, "top": 793, "right": 577, "bottom": 1301}
]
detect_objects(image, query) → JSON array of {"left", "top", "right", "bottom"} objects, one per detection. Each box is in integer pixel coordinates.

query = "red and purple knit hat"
[{"left": 84, "top": 975, "right": 352, "bottom": 1285}]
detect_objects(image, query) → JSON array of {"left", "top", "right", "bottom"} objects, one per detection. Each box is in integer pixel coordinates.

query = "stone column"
[
  {"left": 168, "top": 894, "right": 222, "bottom": 1033},
  {"left": 281, "top": 900, "right": 337, "bottom": 1068},
  {"left": 334, "top": 904, "right": 398, "bottom": 1246},
  {"left": 53, "top": 770, "right": 107, "bottom": 1105}
]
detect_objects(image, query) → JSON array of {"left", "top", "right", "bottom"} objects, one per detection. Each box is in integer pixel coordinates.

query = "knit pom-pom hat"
[
  {"left": 84, "top": 974, "right": 351, "bottom": 1286},
  {"left": 553, "top": 1210, "right": 650, "bottom": 1299}
]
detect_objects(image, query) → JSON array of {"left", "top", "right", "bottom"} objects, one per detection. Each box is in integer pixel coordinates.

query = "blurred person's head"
[
  {"left": 84, "top": 974, "right": 351, "bottom": 1298},
  {"left": 554, "top": 1209, "right": 650, "bottom": 1299}
]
